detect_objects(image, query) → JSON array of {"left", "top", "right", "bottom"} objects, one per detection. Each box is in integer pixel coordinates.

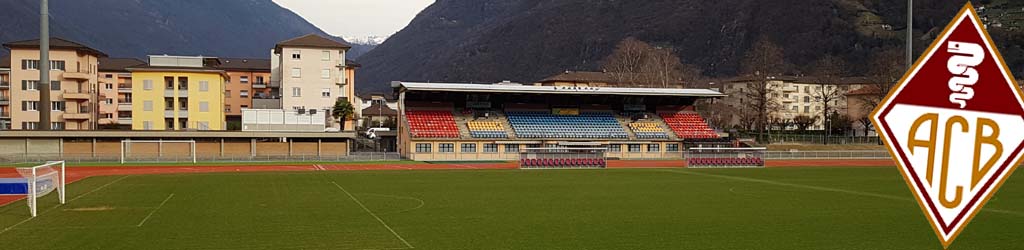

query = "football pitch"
[{"left": 1, "top": 167, "right": 1023, "bottom": 249}]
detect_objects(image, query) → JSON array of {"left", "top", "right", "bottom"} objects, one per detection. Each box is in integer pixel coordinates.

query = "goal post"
[
  {"left": 520, "top": 147, "right": 607, "bottom": 169},
  {"left": 121, "top": 140, "right": 197, "bottom": 164},
  {"left": 13, "top": 161, "right": 66, "bottom": 217},
  {"left": 684, "top": 147, "right": 767, "bottom": 168}
]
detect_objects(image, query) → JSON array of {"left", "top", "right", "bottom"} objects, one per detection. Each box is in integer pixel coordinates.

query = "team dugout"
[{"left": 391, "top": 81, "right": 728, "bottom": 161}]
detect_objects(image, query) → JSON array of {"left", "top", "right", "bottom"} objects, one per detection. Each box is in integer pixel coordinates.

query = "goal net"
[
  {"left": 684, "top": 147, "right": 766, "bottom": 168},
  {"left": 15, "top": 161, "right": 66, "bottom": 217},
  {"left": 520, "top": 147, "right": 607, "bottom": 169},
  {"left": 121, "top": 140, "right": 197, "bottom": 164}
]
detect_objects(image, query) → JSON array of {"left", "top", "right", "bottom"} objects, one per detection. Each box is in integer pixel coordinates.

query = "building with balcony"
[
  {"left": 272, "top": 34, "right": 357, "bottom": 131},
  {"left": 715, "top": 76, "right": 872, "bottom": 131},
  {"left": 128, "top": 55, "right": 227, "bottom": 131},
  {"left": 216, "top": 58, "right": 273, "bottom": 128},
  {"left": 2, "top": 37, "right": 108, "bottom": 130},
  {"left": 97, "top": 58, "right": 145, "bottom": 129},
  {"left": 0, "top": 55, "right": 10, "bottom": 130}
]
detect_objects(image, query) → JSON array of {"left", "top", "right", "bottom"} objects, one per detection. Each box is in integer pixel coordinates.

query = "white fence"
[
  {"left": 242, "top": 109, "right": 327, "bottom": 132},
  {"left": 764, "top": 150, "right": 890, "bottom": 160}
]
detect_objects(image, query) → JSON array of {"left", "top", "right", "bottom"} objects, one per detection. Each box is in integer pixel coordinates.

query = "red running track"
[{"left": 0, "top": 159, "right": 894, "bottom": 206}]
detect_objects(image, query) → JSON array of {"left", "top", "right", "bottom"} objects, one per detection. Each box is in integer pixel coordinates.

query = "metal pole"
[
  {"left": 39, "top": 0, "right": 51, "bottom": 130},
  {"left": 907, "top": 0, "right": 913, "bottom": 69}
]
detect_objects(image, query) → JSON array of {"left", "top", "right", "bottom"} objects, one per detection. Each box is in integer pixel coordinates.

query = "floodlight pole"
[
  {"left": 907, "top": 0, "right": 913, "bottom": 69},
  {"left": 38, "top": 0, "right": 51, "bottom": 130}
]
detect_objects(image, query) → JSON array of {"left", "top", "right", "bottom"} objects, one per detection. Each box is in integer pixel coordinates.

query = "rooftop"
[
  {"left": 218, "top": 58, "right": 271, "bottom": 72},
  {"left": 539, "top": 71, "right": 686, "bottom": 87},
  {"left": 362, "top": 102, "right": 398, "bottom": 116},
  {"left": 99, "top": 58, "right": 146, "bottom": 72},
  {"left": 393, "top": 81, "right": 726, "bottom": 97},
  {"left": 275, "top": 34, "right": 351, "bottom": 53},
  {"left": 2, "top": 37, "right": 108, "bottom": 57},
  {"left": 0, "top": 55, "right": 8, "bottom": 69}
]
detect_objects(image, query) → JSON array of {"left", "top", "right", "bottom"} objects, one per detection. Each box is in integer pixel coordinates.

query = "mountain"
[
  {"left": 355, "top": 0, "right": 1024, "bottom": 94},
  {"left": 0, "top": 0, "right": 371, "bottom": 59}
]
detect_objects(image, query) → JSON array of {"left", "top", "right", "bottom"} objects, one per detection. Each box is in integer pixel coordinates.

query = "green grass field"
[{"left": 1, "top": 167, "right": 1023, "bottom": 249}]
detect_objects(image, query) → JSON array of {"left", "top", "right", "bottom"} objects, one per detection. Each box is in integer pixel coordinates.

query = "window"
[
  {"left": 321, "top": 88, "right": 331, "bottom": 97},
  {"left": 804, "top": 86, "right": 810, "bottom": 93},
  {"left": 165, "top": 77, "right": 174, "bottom": 89},
  {"left": 415, "top": 143, "right": 432, "bottom": 153},
  {"left": 628, "top": 144, "right": 642, "bottom": 152},
  {"left": 196, "top": 121, "right": 210, "bottom": 130},
  {"left": 225, "top": 105, "right": 231, "bottom": 112},
  {"left": 199, "top": 102, "right": 209, "bottom": 112},
  {"left": 50, "top": 81, "right": 60, "bottom": 90},
  {"left": 22, "top": 101, "right": 39, "bottom": 111},
  {"left": 179, "top": 98, "right": 189, "bottom": 111},
  {"left": 143, "top": 121, "right": 152, "bottom": 130},
  {"left": 608, "top": 144, "right": 622, "bottom": 152},
  {"left": 505, "top": 144, "right": 520, "bottom": 153},
  {"left": 240, "top": 104, "right": 249, "bottom": 109},
  {"left": 292, "top": 87, "right": 301, "bottom": 97},
  {"left": 50, "top": 61, "right": 65, "bottom": 71},
  {"left": 239, "top": 76, "right": 249, "bottom": 84},
  {"left": 22, "top": 122, "right": 39, "bottom": 130},
  {"left": 461, "top": 143, "right": 477, "bottom": 153},
  {"left": 50, "top": 122, "right": 64, "bottom": 130},
  {"left": 804, "top": 106, "right": 810, "bottom": 113},
  {"left": 143, "top": 101, "right": 153, "bottom": 111},
  {"left": 178, "top": 77, "right": 188, "bottom": 90},
  {"left": 321, "top": 69, "right": 330, "bottom": 79},
  {"left": 225, "top": 90, "right": 231, "bottom": 98},
  {"left": 484, "top": 144, "right": 498, "bottom": 153},
  {"left": 804, "top": 96, "right": 810, "bottom": 103},
  {"left": 255, "top": 76, "right": 265, "bottom": 84},
  {"left": 240, "top": 90, "right": 249, "bottom": 98},
  {"left": 666, "top": 144, "right": 680, "bottom": 152},
  {"left": 792, "top": 106, "right": 798, "bottom": 111},
  {"left": 105, "top": 83, "right": 113, "bottom": 90},
  {"left": 22, "top": 60, "right": 39, "bottom": 70},
  {"left": 439, "top": 143, "right": 455, "bottom": 153},
  {"left": 165, "top": 98, "right": 174, "bottom": 111},
  {"left": 104, "top": 113, "right": 113, "bottom": 119},
  {"left": 291, "top": 51, "right": 301, "bottom": 60},
  {"left": 648, "top": 144, "right": 660, "bottom": 152},
  {"left": 143, "top": 80, "right": 153, "bottom": 90},
  {"left": 322, "top": 51, "right": 331, "bottom": 61},
  {"left": 199, "top": 81, "right": 209, "bottom": 92},
  {"left": 22, "top": 80, "right": 38, "bottom": 90},
  {"left": 106, "top": 98, "right": 114, "bottom": 105},
  {"left": 291, "top": 68, "right": 301, "bottom": 78},
  {"left": 105, "top": 74, "right": 114, "bottom": 79}
]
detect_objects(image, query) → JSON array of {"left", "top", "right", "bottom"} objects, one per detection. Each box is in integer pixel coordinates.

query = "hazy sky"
[{"left": 273, "top": 0, "right": 435, "bottom": 39}]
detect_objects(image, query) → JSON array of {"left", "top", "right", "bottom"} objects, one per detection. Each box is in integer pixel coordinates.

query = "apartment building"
[
  {"left": 128, "top": 55, "right": 227, "bottom": 130},
  {"left": 272, "top": 34, "right": 357, "bottom": 131},
  {"left": 0, "top": 55, "right": 10, "bottom": 130},
  {"left": 3, "top": 38, "right": 107, "bottom": 130},
  {"left": 97, "top": 58, "right": 145, "bottom": 129},
  {"left": 216, "top": 58, "right": 273, "bottom": 126},
  {"left": 716, "top": 76, "right": 870, "bottom": 130}
]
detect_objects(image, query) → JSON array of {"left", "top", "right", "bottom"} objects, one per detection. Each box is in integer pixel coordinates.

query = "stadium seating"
[
  {"left": 406, "top": 110, "right": 460, "bottom": 138},
  {"left": 628, "top": 122, "right": 669, "bottom": 139},
  {"left": 660, "top": 113, "right": 719, "bottom": 139},
  {"left": 687, "top": 157, "right": 764, "bottom": 167},
  {"left": 520, "top": 158, "right": 606, "bottom": 168},
  {"left": 505, "top": 111, "right": 629, "bottom": 139},
  {"left": 467, "top": 121, "right": 508, "bottom": 138}
]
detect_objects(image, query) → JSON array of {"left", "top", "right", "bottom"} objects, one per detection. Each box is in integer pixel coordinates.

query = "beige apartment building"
[
  {"left": 716, "top": 76, "right": 871, "bottom": 131},
  {"left": 3, "top": 38, "right": 107, "bottom": 130},
  {"left": 97, "top": 58, "right": 145, "bottom": 129},
  {"left": 272, "top": 34, "right": 357, "bottom": 130},
  {"left": 0, "top": 55, "right": 10, "bottom": 130}
]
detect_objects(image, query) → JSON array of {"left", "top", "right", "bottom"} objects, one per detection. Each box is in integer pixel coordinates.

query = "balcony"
[
  {"left": 62, "top": 90, "right": 92, "bottom": 100},
  {"left": 118, "top": 117, "right": 132, "bottom": 125},
  {"left": 782, "top": 86, "right": 798, "bottom": 92},
  {"left": 117, "top": 102, "right": 132, "bottom": 111},
  {"left": 163, "top": 89, "right": 188, "bottom": 97},
  {"left": 253, "top": 97, "right": 282, "bottom": 109},
  {"left": 252, "top": 82, "right": 268, "bottom": 89},
  {"left": 0, "top": 81, "right": 8, "bottom": 89},
  {"left": 118, "top": 84, "right": 132, "bottom": 93},
  {"left": 336, "top": 77, "right": 349, "bottom": 86},
  {"left": 0, "top": 96, "right": 8, "bottom": 106},
  {"left": 164, "top": 110, "right": 188, "bottom": 118},
  {"left": 62, "top": 112, "right": 91, "bottom": 120},
  {"left": 0, "top": 112, "right": 9, "bottom": 118},
  {"left": 62, "top": 71, "right": 93, "bottom": 80}
]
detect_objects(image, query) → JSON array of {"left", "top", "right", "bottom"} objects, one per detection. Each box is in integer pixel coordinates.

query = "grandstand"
[{"left": 393, "top": 81, "right": 731, "bottom": 161}]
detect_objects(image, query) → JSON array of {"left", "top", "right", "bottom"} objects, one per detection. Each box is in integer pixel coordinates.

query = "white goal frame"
[
  {"left": 16, "top": 161, "right": 65, "bottom": 217},
  {"left": 120, "top": 139, "right": 197, "bottom": 164}
]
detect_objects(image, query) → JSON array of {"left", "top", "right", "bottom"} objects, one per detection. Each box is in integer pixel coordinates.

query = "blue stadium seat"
[{"left": 505, "top": 111, "right": 629, "bottom": 139}]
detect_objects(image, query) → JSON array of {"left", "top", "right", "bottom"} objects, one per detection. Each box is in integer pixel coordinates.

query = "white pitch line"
[
  {"left": 660, "top": 169, "right": 1024, "bottom": 217},
  {"left": 137, "top": 193, "right": 175, "bottom": 227},
  {"left": 332, "top": 181, "right": 415, "bottom": 249},
  {"left": 0, "top": 175, "right": 129, "bottom": 235}
]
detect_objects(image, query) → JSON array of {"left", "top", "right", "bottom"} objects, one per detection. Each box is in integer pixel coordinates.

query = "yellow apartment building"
[
  {"left": 128, "top": 55, "right": 227, "bottom": 130},
  {"left": 97, "top": 58, "right": 145, "bottom": 129}
]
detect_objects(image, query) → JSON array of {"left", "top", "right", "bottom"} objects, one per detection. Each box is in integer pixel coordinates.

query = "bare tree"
[
  {"left": 855, "top": 48, "right": 903, "bottom": 136},
  {"left": 810, "top": 54, "right": 848, "bottom": 144},
  {"left": 603, "top": 37, "right": 653, "bottom": 86},
  {"left": 602, "top": 37, "right": 700, "bottom": 88},
  {"left": 739, "top": 38, "right": 786, "bottom": 141},
  {"left": 793, "top": 115, "right": 818, "bottom": 132}
]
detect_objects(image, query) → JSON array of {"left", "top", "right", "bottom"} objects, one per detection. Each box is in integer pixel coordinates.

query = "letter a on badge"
[{"left": 871, "top": 3, "right": 1024, "bottom": 248}]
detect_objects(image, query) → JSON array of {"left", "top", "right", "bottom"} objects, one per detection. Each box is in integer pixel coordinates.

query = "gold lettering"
[
  {"left": 973, "top": 118, "right": 1002, "bottom": 188},
  {"left": 909, "top": 113, "right": 939, "bottom": 183},
  {"left": 940, "top": 116, "right": 966, "bottom": 208}
]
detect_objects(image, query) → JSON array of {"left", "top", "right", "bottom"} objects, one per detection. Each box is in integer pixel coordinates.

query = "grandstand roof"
[{"left": 393, "top": 82, "right": 726, "bottom": 97}]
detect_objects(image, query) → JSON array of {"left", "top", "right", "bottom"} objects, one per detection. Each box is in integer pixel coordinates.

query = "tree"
[
  {"left": 331, "top": 98, "right": 355, "bottom": 129},
  {"left": 854, "top": 48, "right": 903, "bottom": 137},
  {"left": 739, "top": 38, "right": 786, "bottom": 141},
  {"left": 793, "top": 115, "right": 818, "bottom": 132},
  {"left": 602, "top": 37, "right": 701, "bottom": 88},
  {"left": 810, "top": 54, "right": 848, "bottom": 144}
]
